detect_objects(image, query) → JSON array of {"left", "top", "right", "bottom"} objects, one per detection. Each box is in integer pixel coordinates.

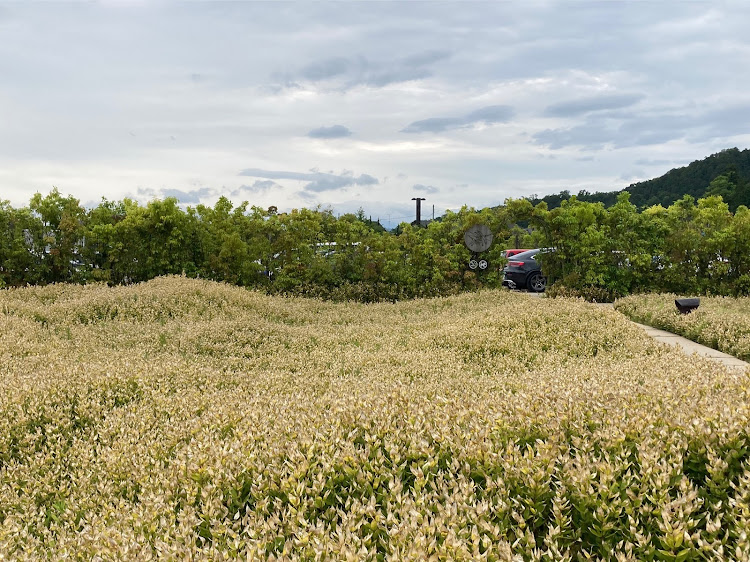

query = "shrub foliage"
[
  {"left": 1, "top": 277, "right": 750, "bottom": 559},
  {"left": 3, "top": 188, "right": 750, "bottom": 300}
]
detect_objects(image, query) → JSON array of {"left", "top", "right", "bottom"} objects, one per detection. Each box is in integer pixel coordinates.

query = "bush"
[
  {"left": 547, "top": 282, "right": 622, "bottom": 303},
  {"left": 264, "top": 280, "right": 465, "bottom": 303}
]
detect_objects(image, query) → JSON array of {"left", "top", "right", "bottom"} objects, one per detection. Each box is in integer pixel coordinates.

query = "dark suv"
[{"left": 502, "top": 249, "right": 546, "bottom": 292}]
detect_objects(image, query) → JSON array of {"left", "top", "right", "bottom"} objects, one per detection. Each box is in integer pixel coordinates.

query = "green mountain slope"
[
  {"left": 527, "top": 147, "right": 750, "bottom": 211},
  {"left": 625, "top": 147, "right": 750, "bottom": 209}
]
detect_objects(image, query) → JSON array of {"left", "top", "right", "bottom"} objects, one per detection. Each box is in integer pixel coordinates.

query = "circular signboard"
[
  {"left": 464, "top": 224, "right": 493, "bottom": 253},
  {"left": 478, "top": 259, "right": 488, "bottom": 270},
  {"left": 469, "top": 259, "right": 478, "bottom": 270}
]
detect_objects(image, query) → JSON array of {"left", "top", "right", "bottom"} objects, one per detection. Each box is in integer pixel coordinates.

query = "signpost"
[{"left": 464, "top": 224, "right": 493, "bottom": 273}]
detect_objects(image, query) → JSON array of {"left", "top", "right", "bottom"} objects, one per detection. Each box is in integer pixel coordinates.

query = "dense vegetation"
[
  {"left": 529, "top": 192, "right": 750, "bottom": 299},
  {"left": 528, "top": 148, "right": 750, "bottom": 212},
  {"left": 2, "top": 277, "right": 750, "bottom": 559},
  {"left": 3, "top": 180, "right": 750, "bottom": 300},
  {"left": 0, "top": 189, "right": 511, "bottom": 299},
  {"left": 615, "top": 294, "right": 750, "bottom": 361}
]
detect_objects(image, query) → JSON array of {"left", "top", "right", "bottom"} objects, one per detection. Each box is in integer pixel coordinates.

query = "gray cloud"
[
  {"left": 533, "top": 109, "right": 697, "bottom": 150},
  {"left": 544, "top": 94, "right": 644, "bottom": 117},
  {"left": 238, "top": 168, "right": 379, "bottom": 193},
  {"left": 700, "top": 105, "right": 750, "bottom": 139},
  {"left": 635, "top": 158, "right": 672, "bottom": 166},
  {"left": 402, "top": 117, "right": 463, "bottom": 134},
  {"left": 402, "top": 104, "right": 514, "bottom": 133},
  {"left": 285, "top": 49, "right": 451, "bottom": 91},
  {"left": 307, "top": 125, "right": 353, "bottom": 139},
  {"left": 620, "top": 170, "right": 646, "bottom": 182},
  {"left": 161, "top": 187, "right": 213, "bottom": 204},
  {"left": 356, "top": 174, "right": 378, "bottom": 186},
  {"left": 465, "top": 105, "right": 516, "bottom": 123},
  {"left": 242, "top": 180, "right": 280, "bottom": 193},
  {"left": 135, "top": 187, "right": 158, "bottom": 199},
  {"left": 300, "top": 57, "right": 350, "bottom": 81},
  {"left": 402, "top": 50, "right": 451, "bottom": 67},
  {"left": 413, "top": 184, "right": 439, "bottom": 194},
  {"left": 359, "top": 67, "right": 431, "bottom": 88},
  {"left": 534, "top": 101, "right": 750, "bottom": 151},
  {"left": 532, "top": 122, "right": 612, "bottom": 150}
]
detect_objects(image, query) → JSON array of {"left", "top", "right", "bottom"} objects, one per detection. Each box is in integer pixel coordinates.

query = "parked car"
[
  {"left": 501, "top": 248, "right": 532, "bottom": 259},
  {"left": 502, "top": 248, "right": 547, "bottom": 292}
]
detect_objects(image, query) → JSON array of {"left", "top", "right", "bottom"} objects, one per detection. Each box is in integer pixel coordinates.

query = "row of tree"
[
  {"left": 2, "top": 188, "right": 749, "bottom": 300},
  {"left": 524, "top": 193, "right": 750, "bottom": 297},
  {"left": 0, "top": 189, "right": 504, "bottom": 300}
]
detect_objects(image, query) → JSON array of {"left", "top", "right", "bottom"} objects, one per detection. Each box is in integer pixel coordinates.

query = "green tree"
[
  {"left": 83, "top": 198, "right": 127, "bottom": 283},
  {"left": 662, "top": 195, "right": 702, "bottom": 293},
  {"left": 694, "top": 195, "right": 733, "bottom": 293},
  {"left": 142, "top": 197, "right": 198, "bottom": 278},
  {"left": 194, "top": 197, "right": 259, "bottom": 285},
  {"left": 604, "top": 192, "right": 648, "bottom": 294},
  {"left": 638, "top": 204, "right": 671, "bottom": 291},
  {"left": 536, "top": 197, "right": 608, "bottom": 288},
  {"left": 28, "top": 188, "right": 87, "bottom": 283},
  {"left": 0, "top": 201, "right": 46, "bottom": 286},
  {"left": 705, "top": 172, "right": 737, "bottom": 202},
  {"left": 729, "top": 205, "right": 750, "bottom": 294},
  {"left": 108, "top": 199, "right": 149, "bottom": 283}
]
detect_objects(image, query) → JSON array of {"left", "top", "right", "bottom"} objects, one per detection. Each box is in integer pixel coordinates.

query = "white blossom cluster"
[{"left": 1, "top": 277, "right": 749, "bottom": 560}]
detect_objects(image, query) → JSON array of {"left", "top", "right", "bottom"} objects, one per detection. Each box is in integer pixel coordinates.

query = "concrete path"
[
  {"left": 521, "top": 292, "right": 749, "bottom": 373},
  {"left": 631, "top": 321, "right": 749, "bottom": 373},
  {"left": 592, "top": 300, "right": 749, "bottom": 373}
]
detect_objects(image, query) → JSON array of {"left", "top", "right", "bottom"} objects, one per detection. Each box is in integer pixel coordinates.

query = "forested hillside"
[
  {"left": 528, "top": 147, "right": 750, "bottom": 211},
  {"left": 625, "top": 147, "right": 750, "bottom": 209}
]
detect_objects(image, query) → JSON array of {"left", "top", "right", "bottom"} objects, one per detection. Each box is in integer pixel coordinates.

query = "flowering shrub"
[
  {"left": 615, "top": 293, "right": 750, "bottom": 361},
  {"left": 1, "top": 277, "right": 750, "bottom": 560}
]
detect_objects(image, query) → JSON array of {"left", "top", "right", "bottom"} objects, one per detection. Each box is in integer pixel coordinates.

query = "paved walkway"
[
  {"left": 523, "top": 292, "right": 749, "bottom": 373},
  {"left": 631, "top": 321, "right": 749, "bottom": 373},
  {"left": 592, "top": 300, "right": 749, "bottom": 373}
]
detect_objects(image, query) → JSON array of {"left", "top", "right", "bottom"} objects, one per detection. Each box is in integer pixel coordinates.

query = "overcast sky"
[{"left": 2, "top": 1, "right": 750, "bottom": 228}]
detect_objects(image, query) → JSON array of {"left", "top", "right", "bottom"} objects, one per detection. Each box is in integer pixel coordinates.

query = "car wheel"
[{"left": 527, "top": 272, "right": 546, "bottom": 292}]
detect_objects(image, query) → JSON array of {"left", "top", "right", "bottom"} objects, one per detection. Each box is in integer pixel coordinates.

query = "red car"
[{"left": 501, "top": 249, "right": 532, "bottom": 259}]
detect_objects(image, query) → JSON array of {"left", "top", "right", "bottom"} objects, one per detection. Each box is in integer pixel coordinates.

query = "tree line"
[{"left": 2, "top": 188, "right": 749, "bottom": 300}]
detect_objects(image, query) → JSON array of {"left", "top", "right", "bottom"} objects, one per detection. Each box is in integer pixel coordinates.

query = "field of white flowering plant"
[
  {"left": 2, "top": 277, "right": 750, "bottom": 560},
  {"left": 615, "top": 294, "right": 750, "bottom": 362}
]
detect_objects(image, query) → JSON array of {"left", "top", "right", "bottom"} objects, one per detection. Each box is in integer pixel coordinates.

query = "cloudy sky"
[{"left": 2, "top": 2, "right": 750, "bottom": 228}]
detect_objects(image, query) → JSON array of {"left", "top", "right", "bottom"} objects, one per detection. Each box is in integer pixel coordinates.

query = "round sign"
[
  {"left": 469, "top": 259, "right": 478, "bottom": 270},
  {"left": 464, "top": 224, "right": 493, "bottom": 252},
  {"left": 478, "top": 259, "right": 488, "bottom": 270}
]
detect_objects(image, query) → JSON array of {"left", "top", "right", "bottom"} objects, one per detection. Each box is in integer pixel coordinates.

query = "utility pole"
[{"left": 412, "top": 197, "right": 426, "bottom": 226}]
